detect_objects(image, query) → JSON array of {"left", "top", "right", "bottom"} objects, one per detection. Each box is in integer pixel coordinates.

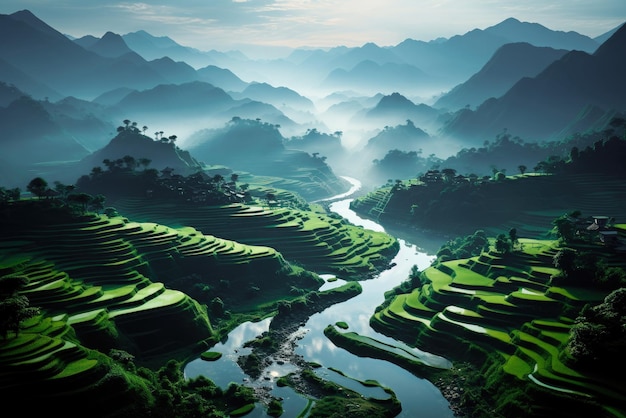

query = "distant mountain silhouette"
[
  {"left": 352, "top": 92, "right": 443, "bottom": 131},
  {"left": 435, "top": 43, "right": 569, "bottom": 110},
  {"left": 187, "top": 117, "right": 347, "bottom": 200},
  {"left": 362, "top": 119, "right": 431, "bottom": 163},
  {"left": 148, "top": 56, "right": 199, "bottom": 84},
  {"left": 0, "top": 11, "right": 192, "bottom": 98},
  {"left": 72, "top": 34, "right": 99, "bottom": 49},
  {"left": 196, "top": 65, "right": 249, "bottom": 92},
  {"left": 217, "top": 100, "right": 297, "bottom": 133},
  {"left": 113, "top": 81, "right": 236, "bottom": 118},
  {"left": 322, "top": 60, "right": 433, "bottom": 95},
  {"left": 0, "top": 61, "right": 62, "bottom": 101},
  {"left": 593, "top": 23, "right": 625, "bottom": 45},
  {"left": 0, "top": 95, "right": 90, "bottom": 187},
  {"left": 328, "top": 42, "right": 405, "bottom": 69},
  {"left": 0, "top": 81, "right": 25, "bottom": 107},
  {"left": 42, "top": 96, "right": 118, "bottom": 152},
  {"left": 122, "top": 30, "right": 204, "bottom": 65},
  {"left": 390, "top": 18, "right": 599, "bottom": 91},
  {"left": 284, "top": 128, "right": 348, "bottom": 168},
  {"left": 441, "top": 22, "right": 626, "bottom": 143},
  {"left": 92, "top": 87, "right": 136, "bottom": 106},
  {"left": 82, "top": 31, "right": 134, "bottom": 58},
  {"left": 233, "top": 82, "right": 316, "bottom": 113},
  {"left": 483, "top": 17, "right": 600, "bottom": 51}
]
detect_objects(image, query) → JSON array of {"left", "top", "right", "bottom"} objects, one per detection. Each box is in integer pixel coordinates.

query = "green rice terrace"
[
  {"left": 0, "top": 207, "right": 299, "bottom": 402},
  {"left": 362, "top": 237, "right": 626, "bottom": 416},
  {"left": 0, "top": 195, "right": 399, "bottom": 416},
  {"left": 110, "top": 197, "right": 399, "bottom": 278}
]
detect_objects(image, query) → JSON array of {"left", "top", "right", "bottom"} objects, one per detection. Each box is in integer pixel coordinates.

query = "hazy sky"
[{"left": 2, "top": 1, "right": 625, "bottom": 56}]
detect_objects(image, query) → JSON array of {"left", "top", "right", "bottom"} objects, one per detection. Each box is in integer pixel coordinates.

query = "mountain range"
[
  {"left": 442, "top": 22, "right": 626, "bottom": 143},
  {"left": 1, "top": 8, "right": 625, "bottom": 191}
]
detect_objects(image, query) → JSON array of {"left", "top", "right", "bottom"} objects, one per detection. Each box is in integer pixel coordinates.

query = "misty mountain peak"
[
  {"left": 377, "top": 92, "right": 414, "bottom": 108},
  {"left": 89, "top": 31, "right": 133, "bottom": 58},
  {"left": 9, "top": 9, "right": 66, "bottom": 40}
]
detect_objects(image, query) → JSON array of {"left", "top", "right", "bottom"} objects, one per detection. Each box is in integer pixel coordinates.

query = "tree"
[
  {"left": 122, "top": 155, "right": 137, "bottom": 170},
  {"left": 518, "top": 165, "right": 527, "bottom": 175},
  {"left": 138, "top": 158, "right": 152, "bottom": 170},
  {"left": 553, "top": 248, "right": 577, "bottom": 277},
  {"left": 27, "top": 177, "right": 48, "bottom": 199},
  {"left": 495, "top": 234, "right": 511, "bottom": 254},
  {"left": 67, "top": 193, "right": 93, "bottom": 212},
  {"left": 441, "top": 168, "right": 457, "bottom": 182},
  {"left": 508, "top": 228, "right": 518, "bottom": 249},
  {"left": 567, "top": 288, "right": 626, "bottom": 372},
  {"left": 552, "top": 214, "right": 576, "bottom": 242},
  {"left": 0, "top": 275, "right": 40, "bottom": 339}
]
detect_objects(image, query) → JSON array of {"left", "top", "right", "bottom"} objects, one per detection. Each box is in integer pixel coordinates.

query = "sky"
[{"left": 2, "top": 1, "right": 626, "bottom": 57}]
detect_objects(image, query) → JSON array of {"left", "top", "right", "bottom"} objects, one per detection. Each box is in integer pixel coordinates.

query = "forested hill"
[{"left": 351, "top": 133, "right": 626, "bottom": 237}]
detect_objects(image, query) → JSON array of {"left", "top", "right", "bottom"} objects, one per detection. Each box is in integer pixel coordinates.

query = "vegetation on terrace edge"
[
  {"left": 364, "top": 215, "right": 626, "bottom": 417},
  {"left": 351, "top": 120, "right": 626, "bottom": 237}
]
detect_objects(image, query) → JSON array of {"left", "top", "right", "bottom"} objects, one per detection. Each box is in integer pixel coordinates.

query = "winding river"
[{"left": 185, "top": 177, "right": 454, "bottom": 417}]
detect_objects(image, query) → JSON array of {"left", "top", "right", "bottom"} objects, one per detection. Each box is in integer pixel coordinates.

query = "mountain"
[
  {"left": 441, "top": 22, "right": 626, "bottom": 143},
  {"left": 364, "top": 119, "right": 431, "bottom": 155},
  {"left": 284, "top": 128, "right": 348, "bottom": 168},
  {"left": 353, "top": 92, "right": 443, "bottom": 132},
  {"left": 321, "top": 60, "right": 434, "bottom": 96},
  {"left": 196, "top": 65, "right": 249, "bottom": 92},
  {"left": 217, "top": 100, "right": 298, "bottom": 133},
  {"left": 122, "top": 30, "right": 212, "bottom": 69},
  {"left": 113, "top": 80, "right": 236, "bottom": 119},
  {"left": 483, "top": 17, "right": 600, "bottom": 51},
  {"left": 81, "top": 31, "right": 134, "bottom": 58},
  {"left": 234, "top": 82, "right": 316, "bottom": 113},
  {"left": 71, "top": 34, "right": 99, "bottom": 49},
  {"left": 435, "top": 43, "right": 569, "bottom": 110},
  {"left": 0, "top": 95, "right": 91, "bottom": 187},
  {"left": 42, "top": 96, "right": 119, "bottom": 152},
  {"left": 78, "top": 127, "right": 202, "bottom": 177},
  {"left": 148, "top": 56, "right": 199, "bottom": 84},
  {"left": 594, "top": 22, "right": 625, "bottom": 44},
  {"left": 186, "top": 117, "right": 349, "bottom": 200},
  {"left": 0, "top": 61, "right": 62, "bottom": 102},
  {"left": 389, "top": 18, "right": 599, "bottom": 91},
  {"left": 0, "top": 11, "right": 187, "bottom": 99},
  {"left": 91, "top": 86, "right": 136, "bottom": 106}
]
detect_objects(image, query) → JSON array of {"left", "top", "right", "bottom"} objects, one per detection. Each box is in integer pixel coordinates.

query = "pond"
[{"left": 185, "top": 176, "right": 454, "bottom": 417}]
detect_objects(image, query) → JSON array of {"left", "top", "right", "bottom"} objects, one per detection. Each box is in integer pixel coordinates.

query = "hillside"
[
  {"left": 435, "top": 42, "right": 569, "bottom": 110},
  {"left": 351, "top": 135, "right": 626, "bottom": 238},
  {"left": 0, "top": 195, "right": 349, "bottom": 415},
  {"left": 186, "top": 117, "right": 351, "bottom": 201},
  {"left": 368, "top": 234, "right": 626, "bottom": 416},
  {"left": 441, "top": 22, "right": 626, "bottom": 143}
]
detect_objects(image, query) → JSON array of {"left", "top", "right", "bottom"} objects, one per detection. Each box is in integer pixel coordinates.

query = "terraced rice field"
[
  {"left": 0, "top": 211, "right": 298, "bottom": 398},
  {"left": 371, "top": 238, "right": 626, "bottom": 412},
  {"left": 112, "top": 199, "right": 399, "bottom": 276}
]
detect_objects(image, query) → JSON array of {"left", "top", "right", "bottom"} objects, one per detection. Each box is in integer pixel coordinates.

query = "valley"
[{"left": 1, "top": 7, "right": 626, "bottom": 418}]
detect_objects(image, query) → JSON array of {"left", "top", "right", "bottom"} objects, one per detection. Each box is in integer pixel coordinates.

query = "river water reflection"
[{"left": 185, "top": 177, "right": 454, "bottom": 417}]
